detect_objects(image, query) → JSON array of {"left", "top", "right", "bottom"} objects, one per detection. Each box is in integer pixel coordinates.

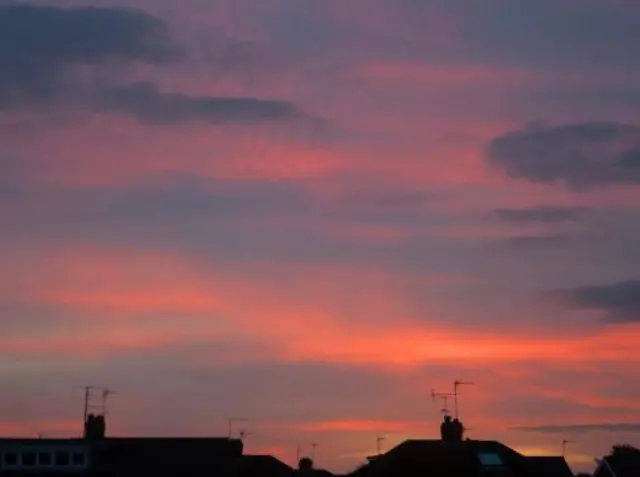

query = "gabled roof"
[
  {"left": 526, "top": 456, "right": 573, "bottom": 477},
  {"left": 346, "top": 439, "right": 534, "bottom": 477}
]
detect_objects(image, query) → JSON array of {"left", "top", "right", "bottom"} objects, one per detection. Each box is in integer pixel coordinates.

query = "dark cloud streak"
[
  {"left": 0, "top": 3, "right": 177, "bottom": 108},
  {"left": 545, "top": 279, "right": 640, "bottom": 324},
  {"left": 494, "top": 206, "right": 591, "bottom": 224},
  {"left": 96, "top": 82, "right": 304, "bottom": 124},
  {"left": 513, "top": 423, "right": 640, "bottom": 434},
  {"left": 486, "top": 122, "right": 640, "bottom": 189},
  {"left": 499, "top": 234, "right": 574, "bottom": 249}
]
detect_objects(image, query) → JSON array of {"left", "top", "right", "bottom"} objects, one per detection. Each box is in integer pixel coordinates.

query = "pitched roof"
[
  {"left": 346, "top": 439, "right": 534, "bottom": 477},
  {"left": 526, "top": 456, "right": 573, "bottom": 477},
  {"left": 230, "top": 454, "right": 295, "bottom": 477}
]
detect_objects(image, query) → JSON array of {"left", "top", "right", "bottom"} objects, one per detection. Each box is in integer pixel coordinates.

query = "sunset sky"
[{"left": 2, "top": 0, "right": 640, "bottom": 473}]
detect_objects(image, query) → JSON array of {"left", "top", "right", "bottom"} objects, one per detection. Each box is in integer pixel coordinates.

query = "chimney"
[
  {"left": 298, "top": 457, "right": 314, "bottom": 474},
  {"left": 440, "top": 415, "right": 464, "bottom": 442},
  {"left": 84, "top": 413, "right": 106, "bottom": 439}
]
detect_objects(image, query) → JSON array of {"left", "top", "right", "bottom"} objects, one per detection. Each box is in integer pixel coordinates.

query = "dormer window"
[{"left": 478, "top": 452, "right": 504, "bottom": 468}]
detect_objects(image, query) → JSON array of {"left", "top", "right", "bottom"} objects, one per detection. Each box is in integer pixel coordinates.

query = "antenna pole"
[
  {"left": 453, "top": 380, "right": 473, "bottom": 420},
  {"left": 101, "top": 388, "right": 115, "bottom": 416},
  {"left": 228, "top": 418, "right": 247, "bottom": 438},
  {"left": 376, "top": 436, "right": 385, "bottom": 455},
  {"left": 78, "top": 385, "right": 113, "bottom": 437},
  {"left": 311, "top": 442, "right": 318, "bottom": 461},
  {"left": 562, "top": 439, "right": 573, "bottom": 457},
  {"left": 431, "top": 389, "right": 454, "bottom": 417},
  {"left": 82, "top": 386, "right": 93, "bottom": 426}
]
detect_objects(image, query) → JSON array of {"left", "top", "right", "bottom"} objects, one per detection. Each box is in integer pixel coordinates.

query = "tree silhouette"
[{"left": 609, "top": 444, "right": 640, "bottom": 456}]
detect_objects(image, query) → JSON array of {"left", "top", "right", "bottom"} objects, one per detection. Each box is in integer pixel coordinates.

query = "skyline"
[{"left": 1, "top": 0, "right": 640, "bottom": 474}]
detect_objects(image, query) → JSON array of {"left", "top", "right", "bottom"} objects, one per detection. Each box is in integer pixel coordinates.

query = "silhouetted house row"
[
  {"left": 0, "top": 411, "right": 571, "bottom": 477},
  {"left": 0, "top": 413, "right": 336, "bottom": 477},
  {"left": 0, "top": 436, "right": 244, "bottom": 477}
]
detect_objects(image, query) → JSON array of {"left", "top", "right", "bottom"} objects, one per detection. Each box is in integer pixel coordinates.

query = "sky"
[{"left": 1, "top": 0, "right": 640, "bottom": 473}]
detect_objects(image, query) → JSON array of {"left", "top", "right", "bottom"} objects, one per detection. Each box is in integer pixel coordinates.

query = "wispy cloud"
[
  {"left": 96, "top": 82, "right": 308, "bottom": 124},
  {"left": 494, "top": 206, "right": 592, "bottom": 224},
  {"left": 513, "top": 423, "right": 640, "bottom": 434}
]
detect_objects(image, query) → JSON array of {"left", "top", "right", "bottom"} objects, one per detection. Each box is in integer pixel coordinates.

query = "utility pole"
[
  {"left": 453, "top": 380, "right": 473, "bottom": 420},
  {"left": 376, "top": 436, "right": 386, "bottom": 455}
]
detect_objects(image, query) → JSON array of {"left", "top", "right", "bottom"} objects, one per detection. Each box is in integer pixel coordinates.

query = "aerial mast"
[
  {"left": 76, "top": 385, "right": 113, "bottom": 437},
  {"left": 431, "top": 389, "right": 454, "bottom": 417},
  {"left": 453, "top": 380, "right": 473, "bottom": 420},
  {"left": 227, "top": 417, "right": 248, "bottom": 438},
  {"left": 82, "top": 385, "right": 94, "bottom": 428},
  {"left": 101, "top": 388, "right": 116, "bottom": 416},
  {"left": 562, "top": 439, "right": 574, "bottom": 457}
]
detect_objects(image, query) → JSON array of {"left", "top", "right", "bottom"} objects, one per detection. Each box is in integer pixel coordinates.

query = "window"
[
  {"left": 478, "top": 452, "right": 504, "bottom": 468},
  {"left": 22, "top": 451, "right": 37, "bottom": 466},
  {"left": 38, "top": 451, "right": 52, "bottom": 466},
  {"left": 4, "top": 452, "right": 18, "bottom": 466},
  {"left": 72, "top": 451, "right": 86, "bottom": 466},
  {"left": 54, "top": 451, "right": 70, "bottom": 466}
]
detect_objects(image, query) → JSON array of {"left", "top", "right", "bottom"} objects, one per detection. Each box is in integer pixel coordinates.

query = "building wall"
[{"left": 0, "top": 442, "right": 91, "bottom": 475}]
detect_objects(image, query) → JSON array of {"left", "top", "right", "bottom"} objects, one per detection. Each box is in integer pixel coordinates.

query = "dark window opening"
[
  {"left": 4, "top": 452, "right": 18, "bottom": 466},
  {"left": 72, "top": 451, "right": 86, "bottom": 466},
  {"left": 38, "top": 452, "right": 52, "bottom": 465},
  {"left": 22, "top": 452, "right": 37, "bottom": 466},
  {"left": 54, "top": 451, "right": 70, "bottom": 466}
]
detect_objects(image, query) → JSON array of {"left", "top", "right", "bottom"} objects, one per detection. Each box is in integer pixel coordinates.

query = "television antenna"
[
  {"left": 376, "top": 436, "right": 386, "bottom": 455},
  {"left": 101, "top": 388, "right": 116, "bottom": 416},
  {"left": 453, "top": 380, "right": 473, "bottom": 420},
  {"left": 562, "top": 439, "right": 574, "bottom": 456},
  {"left": 431, "top": 389, "right": 454, "bottom": 416},
  {"left": 74, "top": 385, "right": 113, "bottom": 435},
  {"left": 239, "top": 429, "right": 252, "bottom": 440},
  {"left": 227, "top": 417, "right": 247, "bottom": 438}
]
